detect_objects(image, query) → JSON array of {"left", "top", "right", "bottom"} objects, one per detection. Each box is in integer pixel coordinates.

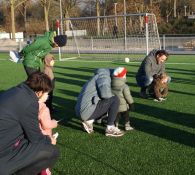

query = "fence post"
[
  {"left": 163, "top": 34, "right": 166, "bottom": 50},
  {"left": 91, "top": 37, "right": 93, "bottom": 51}
]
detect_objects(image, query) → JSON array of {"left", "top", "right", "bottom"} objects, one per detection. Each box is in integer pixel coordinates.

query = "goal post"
[{"left": 58, "top": 13, "right": 161, "bottom": 61}]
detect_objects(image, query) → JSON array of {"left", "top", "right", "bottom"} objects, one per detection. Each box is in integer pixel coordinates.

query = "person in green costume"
[{"left": 10, "top": 31, "right": 67, "bottom": 76}]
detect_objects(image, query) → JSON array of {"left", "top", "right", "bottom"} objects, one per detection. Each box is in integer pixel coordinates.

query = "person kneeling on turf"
[{"left": 75, "top": 68, "right": 124, "bottom": 137}]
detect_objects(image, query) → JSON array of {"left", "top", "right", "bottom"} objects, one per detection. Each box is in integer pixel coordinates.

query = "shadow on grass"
[
  {"left": 133, "top": 117, "right": 195, "bottom": 148},
  {"left": 54, "top": 71, "right": 91, "bottom": 81},
  {"left": 54, "top": 143, "right": 128, "bottom": 175},
  {"left": 166, "top": 67, "right": 195, "bottom": 75},
  {"left": 135, "top": 103, "right": 195, "bottom": 129},
  {"left": 132, "top": 103, "right": 195, "bottom": 147},
  {"left": 171, "top": 76, "right": 195, "bottom": 86},
  {"left": 169, "top": 89, "right": 195, "bottom": 96}
]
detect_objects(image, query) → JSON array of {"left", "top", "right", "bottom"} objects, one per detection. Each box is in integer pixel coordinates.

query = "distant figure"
[
  {"left": 113, "top": 25, "right": 118, "bottom": 38},
  {"left": 27, "top": 35, "right": 32, "bottom": 45}
]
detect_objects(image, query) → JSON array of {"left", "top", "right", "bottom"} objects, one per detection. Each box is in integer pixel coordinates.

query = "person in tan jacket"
[{"left": 44, "top": 54, "right": 55, "bottom": 113}]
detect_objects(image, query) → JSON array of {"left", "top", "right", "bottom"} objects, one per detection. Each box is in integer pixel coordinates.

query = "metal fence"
[{"left": 1, "top": 35, "right": 195, "bottom": 56}]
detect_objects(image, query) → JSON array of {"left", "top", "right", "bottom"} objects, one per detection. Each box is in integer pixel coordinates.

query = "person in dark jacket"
[
  {"left": 0, "top": 72, "right": 59, "bottom": 175},
  {"left": 9, "top": 31, "right": 67, "bottom": 76},
  {"left": 136, "top": 49, "right": 171, "bottom": 99},
  {"left": 75, "top": 68, "right": 124, "bottom": 137}
]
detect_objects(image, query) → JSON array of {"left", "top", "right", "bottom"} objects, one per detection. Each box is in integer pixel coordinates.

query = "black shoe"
[{"left": 140, "top": 91, "right": 148, "bottom": 99}]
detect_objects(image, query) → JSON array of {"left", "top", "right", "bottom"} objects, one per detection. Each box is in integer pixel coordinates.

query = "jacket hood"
[
  {"left": 44, "top": 31, "right": 56, "bottom": 45},
  {"left": 94, "top": 68, "right": 111, "bottom": 76},
  {"left": 148, "top": 49, "right": 158, "bottom": 58},
  {"left": 111, "top": 77, "right": 126, "bottom": 90}
]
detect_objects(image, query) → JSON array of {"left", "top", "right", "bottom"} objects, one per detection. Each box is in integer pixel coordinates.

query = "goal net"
[{"left": 58, "top": 13, "right": 161, "bottom": 61}]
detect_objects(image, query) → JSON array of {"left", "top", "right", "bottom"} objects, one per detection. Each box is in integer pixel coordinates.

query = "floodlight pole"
[
  {"left": 60, "top": 0, "right": 63, "bottom": 34},
  {"left": 124, "top": 0, "right": 127, "bottom": 50},
  {"left": 184, "top": 5, "right": 187, "bottom": 16},
  {"left": 114, "top": 3, "right": 117, "bottom": 26}
]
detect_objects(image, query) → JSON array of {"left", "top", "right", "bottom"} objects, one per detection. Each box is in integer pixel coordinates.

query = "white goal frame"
[{"left": 58, "top": 13, "right": 161, "bottom": 61}]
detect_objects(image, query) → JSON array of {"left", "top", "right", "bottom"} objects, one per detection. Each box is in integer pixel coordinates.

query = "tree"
[
  {"left": 9, "top": 0, "right": 28, "bottom": 39},
  {"left": 40, "top": 0, "right": 52, "bottom": 31}
]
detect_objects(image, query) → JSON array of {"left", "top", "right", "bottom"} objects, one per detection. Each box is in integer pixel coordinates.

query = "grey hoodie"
[
  {"left": 75, "top": 68, "right": 113, "bottom": 121},
  {"left": 136, "top": 49, "right": 165, "bottom": 78}
]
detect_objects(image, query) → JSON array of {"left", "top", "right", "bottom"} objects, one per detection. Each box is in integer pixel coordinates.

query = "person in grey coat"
[
  {"left": 0, "top": 72, "right": 59, "bottom": 175},
  {"left": 111, "top": 67, "right": 134, "bottom": 131},
  {"left": 75, "top": 68, "right": 124, "bottom": 137},
  {"left": 136, "top": 49, "right": 171, "bottom": 99}
]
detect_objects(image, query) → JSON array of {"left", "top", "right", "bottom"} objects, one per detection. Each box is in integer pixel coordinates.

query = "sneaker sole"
[
  {"left": 82, "top": 122, "right": 93, "bottom": 134},
  {"left": 105, "top": 132, "right": 124, "bottom": 137}
]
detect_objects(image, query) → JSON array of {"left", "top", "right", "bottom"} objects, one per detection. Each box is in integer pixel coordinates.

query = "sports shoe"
[
  {"left": 159, "top": 97, "right": 167, "bottom": 101},
  {"left": 140, "top": 91, "right": 148, "bottom": 99},
  {"left": 9, "top": 51, "right": 20, "bottom": 63},
  {"left": 82, "top": 121, "right": 94, "bottom": 134},
  {"left": 153, "top": 98, "right": 162, "bottom": 102},
  {"left": 105, "top": 127, "right": 124, "bottom": 137},
  {"left": 125, "top": 123, "right": 134, "bottom": 131}
]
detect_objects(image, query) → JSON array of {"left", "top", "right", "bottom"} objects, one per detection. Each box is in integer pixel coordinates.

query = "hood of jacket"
[
  {"left": 44, "top": 31, "right": 56, "bottom": 45},
  {"left": 111, "top": 77, "right": 127, "bottom": 90},
  {"left": 94, "top": 68, "right": 111, "bottom": 77}
]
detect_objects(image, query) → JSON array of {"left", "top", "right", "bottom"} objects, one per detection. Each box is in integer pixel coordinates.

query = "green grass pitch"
[{"left": 0, "top": 53, "right": 195, "bottom": 175}]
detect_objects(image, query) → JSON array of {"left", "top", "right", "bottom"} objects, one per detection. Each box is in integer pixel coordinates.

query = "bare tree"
[
  {"left": 9, "top": 0, "right": 28, "bottom": 40},
  {"left": 40, "top": 0, "right": 52, "bottom": 31},
  {"left": 17, "top": 0, "right": 30, "bottom": 31}
]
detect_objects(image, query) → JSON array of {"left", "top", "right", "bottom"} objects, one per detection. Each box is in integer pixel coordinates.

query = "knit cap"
[
  {"left": 113, "top": 67, "right": 127, "bottom": 78},
  {"left": 54, "top": 35, "right": 67, "bottom": 47}
]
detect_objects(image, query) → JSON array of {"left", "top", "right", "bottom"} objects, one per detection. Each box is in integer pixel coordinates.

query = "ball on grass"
[{"left": 125, "top": 57, "right": 130, "bottom": 63}]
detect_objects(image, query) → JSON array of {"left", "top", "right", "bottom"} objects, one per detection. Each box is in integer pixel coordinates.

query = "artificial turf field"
[{"left": 0, "top": 53, "right": 195, "bottom": 175}]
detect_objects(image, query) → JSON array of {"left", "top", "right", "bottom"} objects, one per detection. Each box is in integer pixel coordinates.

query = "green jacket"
[
  {"left": 22, "top": 31, "right": 56, "bottom": 70},
  {"left": 111, "top": 77, "right": 134, "bottom": 112}
]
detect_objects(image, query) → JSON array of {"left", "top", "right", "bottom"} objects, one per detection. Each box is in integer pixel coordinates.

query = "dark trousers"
[
  {"left": 45, "top": 90, "right": 53, "bottom": 112},
  {"left": 115, "top": 111, "right": 130, "bottom": 125},
  {"left": 13, "top": 144, "right": 59, "bottom": 175},
  {"left": 45, "top": 79, "right": 55, "bottom": 112},
  {"left": 23, "top": 66, "right": 40, "bottom": 77},
  {"left": 89, "top": 96, "right": 119, "bottom": 126}
]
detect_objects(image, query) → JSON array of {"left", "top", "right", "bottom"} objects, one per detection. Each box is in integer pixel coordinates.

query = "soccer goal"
[{"left": 59, "top": 13, "right": 161, "bottom": 61}]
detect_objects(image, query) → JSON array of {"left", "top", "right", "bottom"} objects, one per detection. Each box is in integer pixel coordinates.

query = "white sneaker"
[
  {"left": 82, "top": 121, "right": 94, "bottom": 134},
  {"left": 125, "top": 124, "right": 134, "bottom": 131},
  {"left": 105, "top": 127, "right": 124, "bottom": 137},
  {"left": 9, "top": 51, "right": 20, "bottom": 63},
  {"left": 154, "top": 98, "right": 162, "bottom": 102},
  {"left": 159, "top": 97, "right": 167, "bottom": 101}
]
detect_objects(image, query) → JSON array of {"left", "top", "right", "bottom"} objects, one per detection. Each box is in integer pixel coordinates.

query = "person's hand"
[
  {"left": 129, "top": 103, "right": 135, "bottom": 111},
  {"left": 51, "top": 136, "right": 57, "bottom": 145}
]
